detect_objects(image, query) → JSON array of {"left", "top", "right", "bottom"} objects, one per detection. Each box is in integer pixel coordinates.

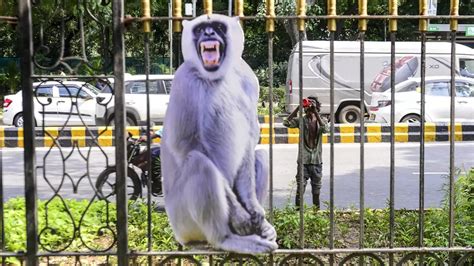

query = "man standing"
[{"left": 283, "top": 96, "right": 329, "bottom": 210}]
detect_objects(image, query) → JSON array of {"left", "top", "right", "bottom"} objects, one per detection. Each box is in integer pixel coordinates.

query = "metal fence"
[{"left": 1, "top": 0, "right": 473, "bottom": 265}]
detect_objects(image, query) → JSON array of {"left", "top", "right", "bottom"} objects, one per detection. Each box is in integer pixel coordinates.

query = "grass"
[{"left": 1, "top": 169, "right": 473, "bottom": 264}]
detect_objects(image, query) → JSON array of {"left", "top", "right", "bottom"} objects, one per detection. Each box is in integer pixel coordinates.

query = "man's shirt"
[{"left": 283, "top": 115, "right": 330, "bottom": 165}]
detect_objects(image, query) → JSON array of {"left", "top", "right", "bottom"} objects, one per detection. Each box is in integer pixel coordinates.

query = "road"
[{"left": 1, "top": 142, "right": 473, "bottom": 209}]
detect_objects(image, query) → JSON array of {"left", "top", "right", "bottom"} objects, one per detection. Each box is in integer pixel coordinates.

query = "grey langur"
[{"left": 161, "top": 14, "right": 278, "bottom": 254}]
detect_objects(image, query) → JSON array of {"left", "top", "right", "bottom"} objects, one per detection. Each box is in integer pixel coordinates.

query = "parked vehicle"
[
  {"left": 285, "top": 41, "right": 474, "bottom": 123},
  {"left": 368, "top": 76, "right": 474, "bottom": 123},
  {"left": 95, "top": 74, "right": 174, "bottom": 126},
  {"left": 2, "top": 81, "right": 100, "bottom": 127},
  {"left": 96, "top": 131, "right": 162, "bottom": 201}
]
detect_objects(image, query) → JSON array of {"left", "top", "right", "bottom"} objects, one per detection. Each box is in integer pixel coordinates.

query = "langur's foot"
[
  {"left": 259, "top": 220, "right": 277, "bottom": 242},
  {"left": 230, "top": 208, "right": 254, "bottom": 236},
  {"left": 217, "top": 234, "right": 278, "bottom": 254},
  {"left": 248, "top": 205, "right": 266, "bottom": 233}
]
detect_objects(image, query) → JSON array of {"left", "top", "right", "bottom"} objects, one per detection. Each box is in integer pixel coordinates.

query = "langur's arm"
[
  {"left": 233, "top": 154, "right": 266, "bottom": 230},
  {"left": 240, "top": 62, "right": 260, "bottom": 105},
  {"left": 165, "top": 65, "right": 200, "bottom": 150}
]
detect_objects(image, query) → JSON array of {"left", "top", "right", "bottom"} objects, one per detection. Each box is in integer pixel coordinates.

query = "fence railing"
[{"left": 1, "top": 0, "right": 473, "bottom": 265}]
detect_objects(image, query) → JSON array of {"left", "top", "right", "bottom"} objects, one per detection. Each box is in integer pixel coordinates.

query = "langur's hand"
[{"left": 249, "top": 204, "right": 266, "bottom": 233}]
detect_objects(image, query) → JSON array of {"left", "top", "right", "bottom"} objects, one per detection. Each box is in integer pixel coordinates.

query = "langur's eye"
[
  {"left": 212, "top": 22, "right": 227, "bottom": 34},
  {"left": 193, "top": 25, "right": 204, "bottom": 36}
]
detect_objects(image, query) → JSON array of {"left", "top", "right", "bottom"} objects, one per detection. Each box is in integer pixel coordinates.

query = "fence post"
[
  {"left": 113, "top": 0, "right": 128, "bottom": 265},
  {"left": 389, "top": 1, "right": 398, "bottom": 265},
  {"left": 18, "top": 0, "right": 38, "bottom": 265}
]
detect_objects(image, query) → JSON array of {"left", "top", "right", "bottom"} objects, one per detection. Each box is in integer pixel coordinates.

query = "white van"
[{"left": 285, "top": 41, "right": 474, "bottom": 123}]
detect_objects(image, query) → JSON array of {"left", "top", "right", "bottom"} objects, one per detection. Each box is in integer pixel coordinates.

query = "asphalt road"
[{"left": 1, "top": 142, "right": 473, "bottom": 209}]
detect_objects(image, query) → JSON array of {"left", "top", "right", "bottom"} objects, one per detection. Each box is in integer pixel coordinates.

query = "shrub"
[{"left": 2, "top": 169, "right": 473, "bottom": 264}]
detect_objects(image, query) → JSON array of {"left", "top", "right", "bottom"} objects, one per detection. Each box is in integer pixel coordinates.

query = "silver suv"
[{"left": 95, "top": 74, "right": 173, "bottom": 126}]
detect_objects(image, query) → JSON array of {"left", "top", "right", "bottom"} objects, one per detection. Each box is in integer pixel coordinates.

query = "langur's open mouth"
[{"left": 199, "top": 40, "right": 224, "bottom": 71}]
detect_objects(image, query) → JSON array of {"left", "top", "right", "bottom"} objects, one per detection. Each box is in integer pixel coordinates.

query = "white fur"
[{"left": 162, "top": 14, "right": 277, "bottom": 254}]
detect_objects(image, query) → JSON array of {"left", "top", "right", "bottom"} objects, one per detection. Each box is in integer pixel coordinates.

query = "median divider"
[
  {"left": 260, "top": 122, "right": 474, "bottom": 144},
  {"left": 0, "top": 123, "right": 473, "bottom": 148}
]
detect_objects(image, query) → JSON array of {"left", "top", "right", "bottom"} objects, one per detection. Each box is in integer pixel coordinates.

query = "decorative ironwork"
[
  {"left": 279, "top": 253, "right": 324, "bottom": 265},
  {"left": 4, "top": 0, "right": 473, "bottom": 265},
  {"left": 32, "top": 0, "right": 113, "bottom": 75}
]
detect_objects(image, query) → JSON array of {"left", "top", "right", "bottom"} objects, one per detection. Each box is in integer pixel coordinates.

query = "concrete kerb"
[{"left": 1, "top": 122, "right": 473, "bottom": 148}]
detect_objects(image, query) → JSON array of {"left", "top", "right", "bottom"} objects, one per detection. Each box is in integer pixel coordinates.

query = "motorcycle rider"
[{"left": 139, "top": 128, "right": 163, "bottom": 195}]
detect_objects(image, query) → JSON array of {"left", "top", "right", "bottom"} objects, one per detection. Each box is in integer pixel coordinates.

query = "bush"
[
  {"left": 2, "top": 169, "right": 473, "bottom": 264},
  {"left": 255, "top": 61, "right": 288, "bottom": 88},
  {"left": 258, "top": 86, "right": 286, "bottom": 115}
]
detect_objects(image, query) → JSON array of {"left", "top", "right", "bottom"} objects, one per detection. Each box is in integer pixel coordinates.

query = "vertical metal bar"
[
  {"left": 358, "top": 4, "right": 367, "bottom": 264},
  {"left": 297, "top": 30, "right": 305, "bottom": 249},
  {"left": 203, "top": 0, "right": 212, "bottom": 15},
  {"left": 267, "top": 32, "right": 274, "bottom": 266},
  {"left": 173, "top": 0, "right": 182, "bottom": 33},
  {"left": 266, "top": 2, "right": 275, "bottom": 263},
  {"left": 329, "top": 30, "right": 336, "bottom": 266},
  {"left": 144, "top": 32, "right": 153, "bottom": 266},
  {"left": 297, "top": 0, "right": 305, "bottom": 250},
  {"left": 234, "top": 0, "right": 243, "bottom": 18},
  {"left": 358, "top": 30, "right": 365, "bottom": 265},
  {"left": 113, "top": 0, "right": 128, "bottom": 264},
  {"left": 449, "top": 1, "right": 459, "bottom": 265},
  {"left": 141, "top": 1, "right": 153, "bottom": 263},
  {"left": 169, "top": 1, "right": 173, "bottom": 73},
  {"left": 141, "top": 0, "right": 151, "bottom": 33},
  {"left": 388, "top": 1, "right": 397, "bottom": 265},
  {"left": 418, "top": 1, "right": 428, "bottom": 256},
  {"left": 327, "top": 0, "right": 336, "bottom": 265},
  {"left": 266, "top": 0, "right": 275, "bottom": 225},
  {"left": 388, "top": 32, "right": 396, "bottom": 266},
  {"left": 18, "top": 0, "right": 37, "bottom": 265},
  {"left": 173, "top": 0, "right": 183, "bottom": 66},
  {"left": 0, "top": 148, "right": 4, "bottom": 266},
  {"left": 448, "top": 30, "right": 457, "bottom": 266}
]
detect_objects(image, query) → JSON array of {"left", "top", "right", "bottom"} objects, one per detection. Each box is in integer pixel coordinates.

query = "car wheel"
[
  {"left": 109, "top": 115, "right": 137, "bottom": 127},
  {"left": 14, "top": 113, "right": 24, "bottom": 127},
  {"left": 338, "top": 105, "right": 362, "bottom": 124},
  {"left": 401, "top": 114, "right": 421, "bottom": 123}
]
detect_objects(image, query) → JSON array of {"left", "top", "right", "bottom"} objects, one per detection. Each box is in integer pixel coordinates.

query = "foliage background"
[{"left": 1, "top": 0, "right": 474, "bottom": 98}]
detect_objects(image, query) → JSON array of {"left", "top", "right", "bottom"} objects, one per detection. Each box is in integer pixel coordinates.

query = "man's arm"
[
  {"left": 283, "top": 106, "right": 300, "bottom": 128},
  {"left": 315, "top": 110, "right": 330, "bottom": 133}
]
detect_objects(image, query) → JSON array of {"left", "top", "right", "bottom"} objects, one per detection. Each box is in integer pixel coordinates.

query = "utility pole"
[{"left": 228, "top": 0, "right": 232, "bottom": 16}]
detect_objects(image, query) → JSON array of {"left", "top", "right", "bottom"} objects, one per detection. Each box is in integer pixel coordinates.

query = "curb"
[
  {"left": 260, "top": 123, "right": 474, "bottom": 144},
  {"left": 1, "top": 123, "right": 473, "bottom": 148}
]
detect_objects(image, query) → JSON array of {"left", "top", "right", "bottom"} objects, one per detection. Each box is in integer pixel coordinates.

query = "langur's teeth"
[{"left": 200, "top": 41, "right": 221, "bottom": 67}]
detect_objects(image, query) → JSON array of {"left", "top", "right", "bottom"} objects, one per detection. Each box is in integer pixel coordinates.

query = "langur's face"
[{"left": 192, "top": 21, "right": 227, "bottom": 72}]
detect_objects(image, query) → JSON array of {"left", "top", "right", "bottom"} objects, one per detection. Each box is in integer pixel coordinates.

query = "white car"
[
  {"left": 2, "top": 81, "right": 100, "bottom": 127},
  {"left": 95, "top": 74, "right": 173, "bottom": 126},
  {"left": 369, "top": 76, "right": 474, "bottom": 123}
]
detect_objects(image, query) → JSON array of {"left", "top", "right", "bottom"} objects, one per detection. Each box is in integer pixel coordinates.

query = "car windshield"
[
  {"left": 461, "top": 59, "right": 474, "bottom": 73},
  {"left": 395, "top": 80, "right": 418, "bottom": 92},
  {"left": 84, "top": 83, "right": 101, "bottom": 95}
]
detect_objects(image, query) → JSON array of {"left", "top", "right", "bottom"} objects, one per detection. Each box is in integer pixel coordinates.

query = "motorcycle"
[{"left": 96, "top": 131, "right": 162, "bottom": 201}]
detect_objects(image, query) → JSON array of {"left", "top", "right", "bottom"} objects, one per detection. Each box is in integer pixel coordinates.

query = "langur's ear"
[
  {"left": 233, "top": 16, "right": 240, "bottom": 23},
  {"left": 182, "top": 19, "right": 189, "bottom": 28}
]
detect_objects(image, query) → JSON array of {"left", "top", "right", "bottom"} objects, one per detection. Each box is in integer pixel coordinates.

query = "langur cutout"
[{"left": 161, "top": 14, "right": 278, "bottom": 254}]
